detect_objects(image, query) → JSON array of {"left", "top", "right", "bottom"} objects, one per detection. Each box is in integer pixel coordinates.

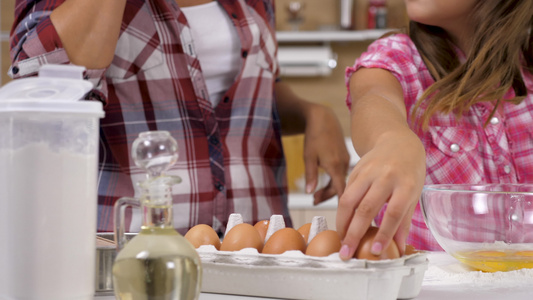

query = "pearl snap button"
[
  {"left": 490, "top": 117, "right": 500, "bottom": 125},
  {"left": 504, "top": 165, "right": 511, "bottom": 174},
  {"left": 450, "top": 144, "right": 460, "bottom": 152}
]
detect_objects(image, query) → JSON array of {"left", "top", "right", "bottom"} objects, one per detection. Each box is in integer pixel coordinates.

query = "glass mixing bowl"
[{"left": 421, "top": 184, "right": 533, "bottom": 272}]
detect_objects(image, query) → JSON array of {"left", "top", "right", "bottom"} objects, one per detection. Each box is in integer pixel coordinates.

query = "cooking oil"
[
  {"left": 112, "top": 131, "right": 202, "bottom": 300},
  {"left": 113, "top": 227, "right": 202, "bottom": 300},
  {"left": 454, "top": 250, "right": 533, "bottom": 272}
]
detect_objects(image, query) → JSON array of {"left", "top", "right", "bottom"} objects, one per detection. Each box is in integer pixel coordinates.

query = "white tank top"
[{"left": 181, "top": 2, "right": 242, "bottom": 107}]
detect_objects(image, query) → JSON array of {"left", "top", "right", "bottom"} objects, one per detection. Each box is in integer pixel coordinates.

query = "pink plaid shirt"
[
  {"left": 346, "top": 33, "right": 533, "bottom": 250},
  {"left": 10, "top": 0, "right": 290, "bottom": 234}
]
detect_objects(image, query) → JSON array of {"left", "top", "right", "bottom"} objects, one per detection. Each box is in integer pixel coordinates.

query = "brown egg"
[
  {"left": 297, "top": 223, "right": 311, "bottom": 244},
  {"left": 305, "top": 230, "right": 342, "bottom": 257},
  {"left": 262, "top": 228, "right": 306, "bottom": 255},
  {"left": 220, "top": 223, "right": 264, "bottom": 252},
  {"left": 405, "top": 244, "right": 418, "bottom": 255},
  {"left": 354, "top": 226, "right": 400, "bottom": 260},
  {"left": 184, "top": 224, "right": 221, "bottom": 250},
  {"left": 254, "top": 220, "right": 270, "bottom": 242}
]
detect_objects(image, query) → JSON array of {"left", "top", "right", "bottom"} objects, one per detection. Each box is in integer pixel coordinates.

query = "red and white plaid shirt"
[
  {"left": 346, "top": 34, "right": 533, "bottom": 250},
  {"left": 10, "top": 0, "right": 291, "bottom": 234}
]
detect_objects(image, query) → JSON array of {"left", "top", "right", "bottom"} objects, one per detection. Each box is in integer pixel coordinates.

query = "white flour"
[
  {"left": 424, "top": 252, "right": 533, "bottom": 288},
  {"left": 0, "top": 143, "right": 98, "bottom": 299}
]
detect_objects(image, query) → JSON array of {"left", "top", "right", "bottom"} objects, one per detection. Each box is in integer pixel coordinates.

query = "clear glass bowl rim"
[{"left": 423, "top": 183, "right": 533, "bottom": 195}]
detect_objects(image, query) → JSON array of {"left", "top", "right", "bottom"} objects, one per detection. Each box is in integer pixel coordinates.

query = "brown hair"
[{"left": 408, "top": 0, "right": 533, "bottom": 129}]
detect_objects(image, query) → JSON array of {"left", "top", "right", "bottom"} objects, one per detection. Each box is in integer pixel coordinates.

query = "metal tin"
[
  {"left": 95, "top": 233, "right": 136, "bottom": 295},
  {"left": 95, "top": 234, "right": 117, "bottom": 295}
]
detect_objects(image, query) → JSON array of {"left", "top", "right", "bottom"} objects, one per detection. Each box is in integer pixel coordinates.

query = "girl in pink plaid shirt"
[{"left": 338, "top": 0, "right": 533, "bottom": 259}]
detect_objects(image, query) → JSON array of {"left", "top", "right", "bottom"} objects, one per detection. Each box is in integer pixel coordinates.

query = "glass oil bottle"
[{"left": 112, "top": 131, "right": 202, "bottom": 300}]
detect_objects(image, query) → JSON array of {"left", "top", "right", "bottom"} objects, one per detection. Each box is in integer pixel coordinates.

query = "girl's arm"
[{"left": 337, "top": 67, "right": 426, "bottom": 260}]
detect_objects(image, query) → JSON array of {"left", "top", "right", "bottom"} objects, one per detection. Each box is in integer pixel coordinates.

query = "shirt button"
[
  {"left": 490, "top": 117, "right": 500, "bottom": 125},
  {"left": 242, "top": 50, "right": 248, "bottom": 58},
  {"left": 231, "top": 13, "right": 238, "bottom": 19},
  {"left": 450, "top": 143, "right": 460, "bottom": 153},
  {"left": 504, "top": 165, "right": 511, "bottom": 174},
  {"left": 11, "top": 66, "right": 19, "bottom": 75},
  {"left": 215, "top": 183, "right": 224, "bottom": 191},
  {"left": 209, "top": 135, "right": 219, "bottom": 146},
  {"left": 223, "top": 96, "right": 230, "bottom": 103}
]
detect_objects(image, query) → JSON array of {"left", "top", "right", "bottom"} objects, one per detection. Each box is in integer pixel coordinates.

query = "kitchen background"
[{"left": 0, "top": 0, "right": 407, "bottom": 229}]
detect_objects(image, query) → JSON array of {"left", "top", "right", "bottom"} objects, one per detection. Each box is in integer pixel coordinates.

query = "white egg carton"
[{"left": 197, "top": 214, "right": 428, "bottom": 300}]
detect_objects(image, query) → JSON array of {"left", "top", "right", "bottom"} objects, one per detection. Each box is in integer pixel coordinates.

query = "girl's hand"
[{"left": 336, "top": 131, "right": 425, "bottom": 260}]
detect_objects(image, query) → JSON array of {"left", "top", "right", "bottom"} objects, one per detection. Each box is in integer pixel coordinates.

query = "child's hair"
[{"left": 409, "top": 0, "right": 533, "bottom": 129}]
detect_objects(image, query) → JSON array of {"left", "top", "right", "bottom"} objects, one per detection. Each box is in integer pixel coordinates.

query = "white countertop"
[
  {"left": 96, "top": 252, "right": 533, "bottom": 300},
  {"left": 288, "top": 192, "right": 338, "bottom": 209},
  {"left": 416, "top": 252, "right": 533, "bottom": 300}
]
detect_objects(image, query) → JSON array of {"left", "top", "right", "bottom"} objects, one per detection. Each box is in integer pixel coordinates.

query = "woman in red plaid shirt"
[
  {"left": 339, "top": 0, "right": 533, "bottom": 259},
  {"left": 9, "top": 0, "right": 350, "bottom": 235}
]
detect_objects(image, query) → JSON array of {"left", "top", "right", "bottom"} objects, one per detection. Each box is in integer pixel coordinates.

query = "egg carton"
[{"left": 197, "top": 214, "right": 428, "bottom": 300}]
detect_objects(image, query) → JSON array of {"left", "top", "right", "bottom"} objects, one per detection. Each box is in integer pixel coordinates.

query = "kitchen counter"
[
  {"left": 417, "top": 252, "right": 533, "bottom": 300},
  {"left": 96, "top": 252, "right": 533, "bottom": 300}
]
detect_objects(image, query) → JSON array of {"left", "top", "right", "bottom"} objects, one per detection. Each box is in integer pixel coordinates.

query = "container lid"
[{"left": 0, "top": 65, "right": 104, "bottom": 117}]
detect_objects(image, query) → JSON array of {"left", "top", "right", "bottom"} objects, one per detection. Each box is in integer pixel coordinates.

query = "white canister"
[{"left": 0, "top": 65, "right": 104, "bottom": 300}]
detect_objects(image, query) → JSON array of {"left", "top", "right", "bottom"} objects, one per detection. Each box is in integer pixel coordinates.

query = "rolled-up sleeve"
[
  {"left": 344, "top": 33, "right": 419, "bottom": 110},
  {"left": 9, "top": 0, "right": 107, "bottom": 102}
]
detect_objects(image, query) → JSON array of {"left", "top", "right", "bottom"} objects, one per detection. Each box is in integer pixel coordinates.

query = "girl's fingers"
[
  {"left": 369, "top": 187, "right": 413, "bottom": 256},
  {"left": 336, "top": 169, "right": 366, "bottom": 238},
  {"left": 393, "top": 201, "right": 417, "bottom": 255},
  {"left": 338, "top": 182, "right": 390, "bottom": 260}
]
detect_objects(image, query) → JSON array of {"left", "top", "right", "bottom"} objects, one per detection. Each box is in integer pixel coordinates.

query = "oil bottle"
[{"left": 112, "top": 131, "right": 202, "bottom": 300}]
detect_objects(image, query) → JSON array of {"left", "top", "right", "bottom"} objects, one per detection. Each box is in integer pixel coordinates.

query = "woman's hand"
[
  {"left": 273, "top": 81, "right": 350, "bottom": 203},
  {"left": 303, "top": 104, "right": 350, "bottom": 204}
]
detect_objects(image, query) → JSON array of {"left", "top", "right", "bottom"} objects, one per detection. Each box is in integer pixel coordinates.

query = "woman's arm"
[
  {"left": 274, "top": 81, "right": 350, "bottom": 204},
  {"left": 50, "top": 0, "right": 127, "bottom": 69},
  {"left": 337, "top": 67, "right": 426, "bottom": 260}
]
